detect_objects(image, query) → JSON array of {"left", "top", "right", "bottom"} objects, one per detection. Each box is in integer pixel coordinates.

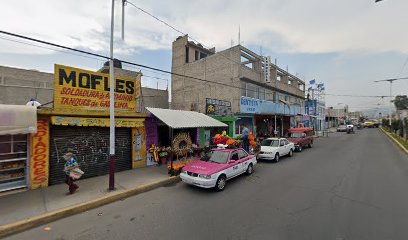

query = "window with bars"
[{"left": 0, "top": 135, "right": 27, "bottom": 161}]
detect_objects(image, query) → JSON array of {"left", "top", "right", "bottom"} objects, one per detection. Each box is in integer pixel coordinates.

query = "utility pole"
[
  {"left": 374, "top": 77, "right": 408, "bottom": 126},
  {"left": 109, "top": 0, "right": 115, "bottom": 191}
]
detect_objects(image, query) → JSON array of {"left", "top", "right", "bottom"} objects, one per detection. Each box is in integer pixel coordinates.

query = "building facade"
[
  {"left": 0, "top": 64, "right": 169, "bottom": 191},
  {"left": 171, "top": 35, "right": 305, "bottom": 139}
]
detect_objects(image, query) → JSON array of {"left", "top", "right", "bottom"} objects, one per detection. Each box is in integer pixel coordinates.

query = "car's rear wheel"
[
  {"left": 215, "top": 175, "right": 226, "bottom": 191},
  {"left": 246, "top": 164, "right": 253, "bottom": 175},
  {"left": 288, "top": 149, "right": 293, "bottom": 157},
  {"left": 298, "top": 146, "right": 303, "bottom": 152},
  {"left": 274, "top": 153, "right": 280, "bottom": 162}
]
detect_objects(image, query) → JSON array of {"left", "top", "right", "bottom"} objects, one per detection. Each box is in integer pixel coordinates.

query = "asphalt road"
[{"left": 5, "top": 128, "right": 408, "bottom": 240}]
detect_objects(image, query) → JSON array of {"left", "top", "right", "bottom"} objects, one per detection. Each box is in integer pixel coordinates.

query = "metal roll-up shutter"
[{"left": 49, "top": 126, "right": 132, "bottom": 185}]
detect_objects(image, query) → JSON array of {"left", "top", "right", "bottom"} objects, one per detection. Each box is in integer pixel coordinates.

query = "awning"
[
  {"left": 0, "top": 104, "right": 37, "bottom": 135},
  {"left": 146, "top": 107, "right": 228, "bottom": 129}
]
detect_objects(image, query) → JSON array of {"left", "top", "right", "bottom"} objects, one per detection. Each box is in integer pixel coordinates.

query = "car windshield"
[
  {"left": 261, "top": 139, "right": 280, "bottom": 147},
  {"left": 288, "top": 132, "right": 303, "bottom": 138},
  {"left": 203, "top": 150, "right": 229, "bottom": 164}
]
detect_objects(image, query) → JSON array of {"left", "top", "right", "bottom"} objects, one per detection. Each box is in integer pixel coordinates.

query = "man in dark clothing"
[{"left": 240, "top": 125, "right": 250, "bottom": 152}]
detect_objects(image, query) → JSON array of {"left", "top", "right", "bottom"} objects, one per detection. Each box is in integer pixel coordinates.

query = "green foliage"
[{"left": 393, "top": 95, "right": 408, "bottom": 110}]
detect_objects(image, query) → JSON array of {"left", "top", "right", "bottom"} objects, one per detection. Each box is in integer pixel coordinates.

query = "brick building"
[{"left": 171, "top": 35, "right": 306, "bottom": 138}]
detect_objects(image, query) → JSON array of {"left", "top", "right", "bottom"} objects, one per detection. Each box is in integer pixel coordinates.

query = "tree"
[{"left": 393, "top": 95, "right": 408, "bottom": 110}]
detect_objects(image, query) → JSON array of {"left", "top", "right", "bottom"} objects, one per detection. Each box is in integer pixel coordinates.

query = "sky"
[{"left": 0, "top": 0, "right": 408, "bottom": 112}]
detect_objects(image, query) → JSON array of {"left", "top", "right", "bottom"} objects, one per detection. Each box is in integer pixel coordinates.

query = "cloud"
[{"left": 1, "top": 0, "right": 408, "bottom": 56}]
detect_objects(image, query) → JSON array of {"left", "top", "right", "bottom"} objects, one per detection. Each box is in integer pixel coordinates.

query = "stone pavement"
[{"left": 0, "top": 165, "right": 170, "bottom": 227}]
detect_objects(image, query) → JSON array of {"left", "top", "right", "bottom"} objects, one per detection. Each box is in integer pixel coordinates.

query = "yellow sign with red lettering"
[
  {"left": 30, "top": 118, "right": 49, "bottom": 189},
  {"left": 54, "top": 64, "right": 140, "bottom": 112}
]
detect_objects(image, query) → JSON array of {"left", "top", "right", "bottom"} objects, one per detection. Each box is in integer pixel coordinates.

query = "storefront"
[
  {"left": 146, "top": 107, "right": 227, "bottom": 149},
  {"left": 205, "top": 98, "right": 236, "bottom": 137},
  {"left": 45, "top": 116, "right": 144, "bottom": 185},
  {"left": 29, "top": 64, "right": 146, "bottom": 188},
  {"left": 0, "top": 104, "right": 37, "bottom": 192},
  {"left": 239, "top": 96, "right": 302, "bottom": 139}
]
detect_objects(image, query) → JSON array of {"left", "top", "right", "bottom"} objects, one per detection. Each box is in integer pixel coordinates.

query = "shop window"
[
  {"left": 241, "top": 82, "right": 247, "bottom": 97},
  {"left": 0, "top": 135, "right": 26, "bottom": 155},
  {"left": 247, "top": 83, "right": 256, "bottom": 98},
  {"left": 259, "top": 88, "right": 265, "bottom": 100},
  {"left": 0, "top": 143, "right": 11, "bottom": 154},
  {"left": 235, "top": 118, "right": 253, "bottom": 135}
]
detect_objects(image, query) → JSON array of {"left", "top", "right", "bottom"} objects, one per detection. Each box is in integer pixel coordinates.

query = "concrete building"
[
  {"left": 326, "top": 106, "right": 349, "bottom": 127},
  {"left": 0, "top": 66, "right": 54, "bottom": 106},
  {"left": 171, "top": 35, "right": 305, "bottom": 138},
  {"left": 0, "top": 65, "right": 169, "bottom": 110}
]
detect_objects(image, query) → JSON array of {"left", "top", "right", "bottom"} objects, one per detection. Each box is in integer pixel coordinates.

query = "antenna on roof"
[{"left": 238, "top": 25, "right": 241, "bottom": 45}]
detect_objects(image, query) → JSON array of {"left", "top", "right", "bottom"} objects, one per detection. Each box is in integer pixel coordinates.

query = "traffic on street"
[{"left": 4, "top": 128, "right": 408, "bottom": 240}]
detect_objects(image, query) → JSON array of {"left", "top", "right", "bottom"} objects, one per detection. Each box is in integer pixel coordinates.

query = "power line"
[
  {"left": 322, "top": 93, "right": 393, "bottom": 98},
  {"left": 125, "top": 0, "right": 280, "bottom": 77},
  {"left": 0, "top": 35, "right": 103, "bottom": 62},
  {"left": 1, "top": 30, "right": 389, "bottom": 100},
  {"left": 0, "top": 30, "right": 109, "bottom": 60},
  {"left": 0, "top": 30, "right": 262, "bottom": 95}
]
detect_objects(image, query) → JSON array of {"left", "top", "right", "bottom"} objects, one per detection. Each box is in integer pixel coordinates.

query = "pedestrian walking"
[
  {"left": 240, "top": 125, "right": 250, "bottom": 152},
  {"left": 63, "top": 152, "right": 82, "bottom": 194}
]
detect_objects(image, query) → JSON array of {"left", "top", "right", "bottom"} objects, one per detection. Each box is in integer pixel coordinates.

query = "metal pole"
[
  {"left": 389, "top": 81, "right": 392, "bottom": 126},
  {"left": 274, "top": 114, "right": 277, "bottom": 137},
  {"left": 121, "top": 0, "right": 125, "bottom": 40},
  {"left": 109, "top": 0, "right": 115, "bottom": 191}
]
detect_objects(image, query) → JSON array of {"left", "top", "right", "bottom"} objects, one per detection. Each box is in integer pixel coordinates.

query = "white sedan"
[{"left": 256, "top": 138, "right": 295, "bottom": 162}]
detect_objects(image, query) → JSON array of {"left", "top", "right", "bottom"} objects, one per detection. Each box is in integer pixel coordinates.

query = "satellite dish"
[{"left": 26, "top": 99, "right": 41, "bottom": 108}]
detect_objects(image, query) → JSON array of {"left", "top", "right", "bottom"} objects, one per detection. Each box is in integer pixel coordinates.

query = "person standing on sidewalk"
[
  {"left": 63, "top": 152, "right": 79, "bottom": 194},
  {"left": 240, "top": 125, "right": 250, "bottom": 152}
]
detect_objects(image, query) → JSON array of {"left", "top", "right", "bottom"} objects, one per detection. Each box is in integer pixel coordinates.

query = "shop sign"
[
  {"left": 51, "top": 116, "right": 144, "bottom": 128},
  {"left": 132, "top": 127, "right": 146, "bottom": 168},
  {"left": 263, "top": 56, "right": 271, "bottom": 83},
  {"left": 54, "top": 64, "right": 140, "bottom": 113},
  {"left": 240, "top": 96, "right": 299, "bottom": 115},
  {"left": 30, "top": 118, "right": 49, "bottom": 189},
  {"left": 206, "top": 98, "right": 231, "bottom": 116}
]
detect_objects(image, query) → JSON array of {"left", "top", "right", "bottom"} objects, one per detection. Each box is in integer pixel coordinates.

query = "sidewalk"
[{"left": 0, "top": 165, "right": 177, "bottom": 236}]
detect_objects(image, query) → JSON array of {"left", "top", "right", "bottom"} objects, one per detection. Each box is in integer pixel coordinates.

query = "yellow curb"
[
  {"left": 379, "top": 127, "right": 408, "bottom": 155},
  {"left": 0, "top": 176, "right": 180, "bottom": 239}
]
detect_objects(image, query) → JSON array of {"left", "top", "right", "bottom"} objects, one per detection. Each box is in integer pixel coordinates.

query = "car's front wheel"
[
  {"left": 288, "top": 149, "right": 293, "bottom": 157},
  {"left": 274, "top": 153, "right": 280, "bottom": 162},
  {"left": 246, "top": 163, "right": 253, "bottom": 175},
  {"left": 215, "top": 175, "right": 226, "bottom": 191},
  {"left": 298, "top": 145, "right": 303, "bottom": 152}
]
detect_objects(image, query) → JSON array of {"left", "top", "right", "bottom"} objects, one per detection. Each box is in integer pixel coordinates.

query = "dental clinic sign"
[
  {"left": 240, "top": 97, "right": 260, "bottom": 114},
  {"left": 240, "top": 96, "right": 300, "bottom": 115}
]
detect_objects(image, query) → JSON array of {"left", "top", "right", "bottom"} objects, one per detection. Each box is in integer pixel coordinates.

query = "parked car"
[
  {"left": 337, "top": 125, "right": 348, "bottom": 132},
  {"left": 180, "top": 148, "right": 257, "bottom": 191},
  {"left": 257, "top": 138, "right": 295, "bottom": 162},
  {"left": 286, "top": 127, "right": 314, "bottom": 152}
]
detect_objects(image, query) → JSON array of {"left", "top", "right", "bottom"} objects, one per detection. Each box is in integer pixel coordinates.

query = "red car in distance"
[{"left": 286, "top": 127, "right": 314, "bottom": 152}]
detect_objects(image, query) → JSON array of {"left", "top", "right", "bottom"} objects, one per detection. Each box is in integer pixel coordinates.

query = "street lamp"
[{"left": 374, "top": 77, "right": 408, "bottom": 126}]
